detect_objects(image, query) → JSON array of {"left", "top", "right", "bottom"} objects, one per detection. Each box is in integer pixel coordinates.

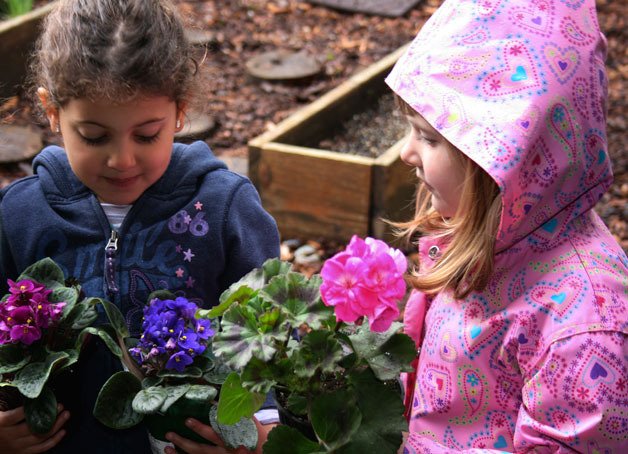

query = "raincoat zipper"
[{"left": 104, "top": 230, "right": 120, "bottom": 298}]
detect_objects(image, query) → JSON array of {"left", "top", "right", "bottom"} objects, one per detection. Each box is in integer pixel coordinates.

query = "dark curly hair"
[{"left": 29, "top": 0, "right": 197, "bottom": 109}]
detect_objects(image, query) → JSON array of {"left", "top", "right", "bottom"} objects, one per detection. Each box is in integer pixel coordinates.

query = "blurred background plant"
[{"left": 1, "top": 0, "right": 33, "bottom": 18}]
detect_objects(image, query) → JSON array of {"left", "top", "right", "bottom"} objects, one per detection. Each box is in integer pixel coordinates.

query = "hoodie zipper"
[{"left": 104, "top": 230, "right": 120, "bottom": 298}]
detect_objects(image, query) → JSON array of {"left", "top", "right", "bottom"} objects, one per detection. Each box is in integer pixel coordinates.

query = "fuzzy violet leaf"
[
  {"left": 209, "top": 405, "right": 258, "bottom": 451},
  {"left": 93, "top": 371, "right": 144, "bottom": 429},
  {"left": 14, "top": 351, "right": 70, "bottom": 399},
  {"left": 0, "top": 343, "right": 30, "bottom": 374},
  {"left": 131, "top": 386, "right": 167, "bottom": 414},
  {"left": 16, "top": 258, "right": 65, "bottom": 289},
  {"left": 24, "top": 385, "right": 57, "bottom": 434}
]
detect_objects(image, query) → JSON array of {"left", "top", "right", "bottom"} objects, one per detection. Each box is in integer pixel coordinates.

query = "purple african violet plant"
[
  {"left": 129, "top": 296, "right": 214, "bottom": 373},
  {"left": 0, "top": 279, "right": 65, "bottom": 345}
]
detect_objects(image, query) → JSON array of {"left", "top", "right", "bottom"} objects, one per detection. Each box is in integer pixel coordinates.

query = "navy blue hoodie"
[{"left": 0, "top": 141, "right": 280, "bottom": 453}]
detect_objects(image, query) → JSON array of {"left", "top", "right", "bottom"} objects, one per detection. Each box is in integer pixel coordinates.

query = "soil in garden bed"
[{"left": 309, "top": 92, "right": 409, "bottom": 158}]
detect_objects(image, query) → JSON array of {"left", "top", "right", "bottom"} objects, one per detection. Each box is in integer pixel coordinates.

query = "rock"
[
  {"left": 245, "top": 50, "right": 321, "bottom": 81},
  {"left": 0, "top": 124, "right": 42, "bottom": 163},
  {"left": 175, "top": 110, "right": 216, "bottom": 140}
]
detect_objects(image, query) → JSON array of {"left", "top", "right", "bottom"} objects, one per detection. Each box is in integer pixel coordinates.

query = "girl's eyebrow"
[{"left": 76, "top": 118, "right": 167, "bottom": 128}]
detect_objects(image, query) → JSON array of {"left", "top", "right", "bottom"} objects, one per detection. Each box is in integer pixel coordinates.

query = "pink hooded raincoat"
[{"left": 385, "top": 0, "right": 628, "bottom": 452}]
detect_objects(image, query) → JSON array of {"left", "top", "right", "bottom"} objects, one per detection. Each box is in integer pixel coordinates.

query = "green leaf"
[
  {"left": 0, "top": 343, "right": 30, "bottom": 374},
  {"left": 293, "top": 331, "right": 344, "bottom": 379},
  {"left": 286, "top": 393, "right": 308, "bottom": 416},
  {"left": 14, "top": 351, "right": 69, "bottom": 399},
  {"left": 349, "top": 323, "right": 415, "bottom": 381},
  {"left": 142, "top": 376, "right": 163, "bottom": 388},
  {"left": 203, "top": 285, "right": 257, "bottom": 319},
  {"left": 185, "top": 384, "right": 218, "bottom": 401},
  {"left": 146, "top": 290, "right": 177, "bottom": 302},
  {"left": 338, "top": 368, "right": 406, "bottom": 454},
  {"left": 17, "top": 258, "right": 65, "bottom": 288},
  {"left": 261, "top": 274, "right": 333, "bottom": 330},
  {"left": 24, "top": 386, "right": 57, "bottom": 434},
  {"left": 202, "top": 362, "right": 233, "bottom": 385},
  {"left": 76, "top": 327, "right": 122, "bottom": 358},
  {"left": 263, "top": 425, "right": 321, "bottom": 454},
  {"left": 240, "top": 356, "right": 282, "bottom": 394},
  {"left": 97, "top": 299, "right": 129, "bottom": 339},
  {"left": 65, "top": 300, "right": 98, "bottom": 330},
  {"left": 209, "top": 405, "right": 258, "bottom": 451},
  {"left": 212, "top": 259, "right": 293, "bottom": 319},
  {"left": 213, "top": 300, "right": 288, "bottom": 370},
  {"left": 160, "top": 384, "right": 191, "bottom": 412},
  {"left": 93, "top": 371, "right": 143, "bottom": 429},
  {"left": 157, "top": 367, "right": 202, "bottom": 380},
  {"left": 50, "top": 286, "right": 79, "bottom": 320},
  {"left": 216, "top": 372, "right": 265, "bottom": 425},
  {"left": 310, "top": 389, "right": 361, "bottom": 450},
  {"left": 132, "top": 386, "right": 167, "bottom": 414}
]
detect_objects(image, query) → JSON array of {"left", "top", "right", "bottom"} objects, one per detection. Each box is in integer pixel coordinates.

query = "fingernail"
[
  {"left": 165, "top": 432, "right": 174, "bottom": 441},
  {"left": 185, "top": 418, "right": 195, "bottom": 427}
]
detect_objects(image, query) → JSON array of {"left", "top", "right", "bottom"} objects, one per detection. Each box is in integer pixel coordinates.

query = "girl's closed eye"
[
  {"left": 135, "top": 132, "right": 161, "bottom": 144},
  {"left": 79, "top": 133, "right": 109, "bottom": 146}
]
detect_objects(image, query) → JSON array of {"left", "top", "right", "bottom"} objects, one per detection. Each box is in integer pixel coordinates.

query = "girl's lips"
[{"left": 104, "top": 176, "right": 139, "bottom": 187}]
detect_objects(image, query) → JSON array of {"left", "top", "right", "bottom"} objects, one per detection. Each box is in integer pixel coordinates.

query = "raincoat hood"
[{"left": 386, "top": 0, "right": 612, "bottom": 251}]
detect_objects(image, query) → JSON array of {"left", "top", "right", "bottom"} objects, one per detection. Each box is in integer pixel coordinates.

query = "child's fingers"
[
  {"left": 165, "top": 426, "right": 229, "bottom": 454},
  {"left": 185, "top": 418, "right": 225, "bottom": 446},
  {"left": 0, "top": 406, "right": 26, "bottom": 426},
  {"left": 23, "top": 428, "right": 67, "bottom": 454}
]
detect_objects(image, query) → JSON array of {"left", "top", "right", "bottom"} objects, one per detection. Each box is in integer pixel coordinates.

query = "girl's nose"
[
  {"left": 400, "top": 137, "right": 421, "bottom": 168},
  {"left": 107, "top": 144, "right": 136, "bottom": 170}
]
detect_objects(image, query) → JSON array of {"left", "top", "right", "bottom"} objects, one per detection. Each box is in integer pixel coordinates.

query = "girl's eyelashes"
[
  {"left": 79, "top": 134, "right": 108, "bottom": 146},
  {"left": 77, "top": 132, "right": 161, "bottom": 146},
  {"left": 136, "top": 132, "right": 160, "bottom": 144}
]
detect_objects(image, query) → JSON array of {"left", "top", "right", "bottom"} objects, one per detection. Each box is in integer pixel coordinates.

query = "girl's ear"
[
  {"left": 175, "top": 102, "right": 187, "bottom": 132},
  {"left": 37, "top": 87, "right": 60, "bottom": 133}
]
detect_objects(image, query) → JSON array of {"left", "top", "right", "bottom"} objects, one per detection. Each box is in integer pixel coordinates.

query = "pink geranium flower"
[{"left": 320, "top": 235, "right": 407, "bottom": 332}]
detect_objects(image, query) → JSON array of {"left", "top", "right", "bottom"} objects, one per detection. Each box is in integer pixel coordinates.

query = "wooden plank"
[
  {"left": 0, "top": 3, "right": 57, "bottom": 99},
  {"left": 248, "top": 44, "right": 410, "bottom": 149},
  {"left": 254, "top": 143, "right": 373, "bottom": 240},
  {"left": 370, "top": 138, "right": 417, "bottom": 243}
]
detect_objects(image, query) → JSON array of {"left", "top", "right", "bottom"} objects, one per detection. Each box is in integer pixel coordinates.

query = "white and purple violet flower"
[
  {"left": 0, "top": 279, "right": 66, "bottom": 345},
  {"left": 129, "top": 297, "right": 214, "bottom": 373}
]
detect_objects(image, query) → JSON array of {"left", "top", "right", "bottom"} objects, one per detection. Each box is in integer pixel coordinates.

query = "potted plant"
[
  {"left": 0, "top": 257, "right": 123, "bottom": 434},
  {"left": 93, "top": 291, "right": 259, "bottom": 453},
  {"left": 211, "top": 236, "right": 417, "bottom": 453}
]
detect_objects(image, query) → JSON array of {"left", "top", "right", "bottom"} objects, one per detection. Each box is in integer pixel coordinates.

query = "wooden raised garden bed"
[
  {"left": 248, "top": 44, "right": 415, "bottom": 243},
  {"left": 0, "top": 2, "right": 57, "bottom": 99}
]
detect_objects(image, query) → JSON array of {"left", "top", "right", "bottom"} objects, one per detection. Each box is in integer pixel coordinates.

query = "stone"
[
  {"left": 307, "top": 0, "right": 422, "bottom": 17},
  {"left": 245, "top": 50, "right": 321, "bottom": 81},
  {"left": 174, "top": 110, "right": 216, "bottom": 140},
  {"left": 0, "top": 124, "right": 42, "bottom": 163}
]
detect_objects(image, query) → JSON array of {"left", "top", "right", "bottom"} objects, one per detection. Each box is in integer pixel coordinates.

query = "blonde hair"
[{"left": 394, "top": 96, "right": 502, "bottom": 299}]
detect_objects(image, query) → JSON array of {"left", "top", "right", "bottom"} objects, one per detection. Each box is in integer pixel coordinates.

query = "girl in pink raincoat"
[{"left": 385, "top": 0, "right": 627, "bottom": 452}]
